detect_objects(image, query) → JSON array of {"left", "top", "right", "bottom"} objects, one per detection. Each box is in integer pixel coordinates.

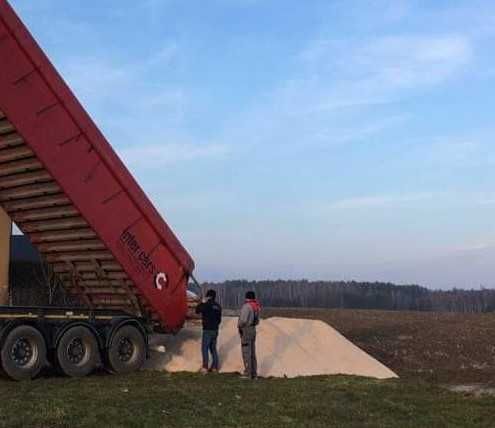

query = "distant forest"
[
  {"left": 9, "top": 260, "right": 495, "bottom": 313},
  {"left": 201, "top": 280, "right": 495, "bottom": 313}
]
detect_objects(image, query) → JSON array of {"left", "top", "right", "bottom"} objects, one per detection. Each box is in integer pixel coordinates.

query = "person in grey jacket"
[{"left": 238, "top": 291, "right": 261, "bottom": 379}]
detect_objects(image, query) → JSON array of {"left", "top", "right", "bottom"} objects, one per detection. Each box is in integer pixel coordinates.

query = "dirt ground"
[{"left": 262, "top": 308, "right": 495, "bottom": 385}]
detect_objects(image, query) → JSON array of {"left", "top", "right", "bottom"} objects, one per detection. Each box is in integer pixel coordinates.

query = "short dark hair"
[
  {"left": 206, "top": 289, "right": 216, "bottom": 300},
  {"left": 245, "top": 291, "right": 255, "bottom": 300}
]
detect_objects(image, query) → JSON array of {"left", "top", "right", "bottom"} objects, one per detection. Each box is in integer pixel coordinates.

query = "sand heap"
[{"left": 145, "top": 317, "right": 397, "bottom": 379}]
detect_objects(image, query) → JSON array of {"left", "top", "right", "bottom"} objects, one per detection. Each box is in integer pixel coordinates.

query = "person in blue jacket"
[{"left": 195, "top": 289, "right": 222, "bottom": 373}]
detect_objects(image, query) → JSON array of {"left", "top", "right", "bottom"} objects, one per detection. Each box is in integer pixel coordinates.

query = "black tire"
[
  {"left": 107, "top": 325, "right": 146, "bottom": 374},
  {"left": 56, "top": 326, "right": 99, "bottom": 377},
  {"left": 1, "top": 325, "right": 47, "bottom": 381}
]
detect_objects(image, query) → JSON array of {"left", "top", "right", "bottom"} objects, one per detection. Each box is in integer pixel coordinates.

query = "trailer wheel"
[
  {"left": 1, "top": 325, "right": 47, "bottom": 381},
  {"left": 107, "top": 325, "right": 146, "bottom": 374},
  {"left": 57, "top": 326, "right": 99, "bottom": 377}
]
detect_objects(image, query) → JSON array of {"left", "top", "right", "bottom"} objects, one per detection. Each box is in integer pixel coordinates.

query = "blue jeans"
[{"left": 201, "top": 330, "right": 219, "bottom": 370}]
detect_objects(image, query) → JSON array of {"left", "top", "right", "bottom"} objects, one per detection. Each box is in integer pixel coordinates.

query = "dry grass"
[{"left": 0, "top": 371, "right": 494, "bottom": 427}]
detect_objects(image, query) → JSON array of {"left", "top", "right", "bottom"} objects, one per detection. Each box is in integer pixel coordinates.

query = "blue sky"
[{"left": 9, "top": 0, "right": 495, "bottom": 288}]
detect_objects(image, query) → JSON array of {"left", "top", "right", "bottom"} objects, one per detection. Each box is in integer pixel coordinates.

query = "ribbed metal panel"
[{"left": 0, "top": 113, "right": 144, "bottom": 316}]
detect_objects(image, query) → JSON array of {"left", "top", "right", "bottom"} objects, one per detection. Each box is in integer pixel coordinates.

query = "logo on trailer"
[
  {"left": 120, "top": 230, "right": 159, "bottom": 277},
  {"left": 155, "top": 272, "right": 168, "bottom": 290}
]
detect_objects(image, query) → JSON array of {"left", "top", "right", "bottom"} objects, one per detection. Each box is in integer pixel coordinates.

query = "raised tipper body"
[{"left": 0, "top": 0, "right": 196, "bottom": 380}]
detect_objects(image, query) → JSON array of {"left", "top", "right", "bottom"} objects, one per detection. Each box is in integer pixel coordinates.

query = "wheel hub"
[
  {"left": 67, "top": 338, "right": 86, "bottom": 364},
  {"left": 11, "top": 338, "right": 33, "bottom": 366},
  {"left": 118, "top": 337, "right": 134, "bottom": 362}
]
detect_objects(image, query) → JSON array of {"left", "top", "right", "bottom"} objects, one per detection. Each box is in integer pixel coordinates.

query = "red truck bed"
[{"left": 0, "top": 0, "right": 195, "bottom": 332}]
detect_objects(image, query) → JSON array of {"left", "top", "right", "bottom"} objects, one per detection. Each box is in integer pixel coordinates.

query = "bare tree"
[{"left": 32, "top": 255, "right": 66, "bottom": 306}]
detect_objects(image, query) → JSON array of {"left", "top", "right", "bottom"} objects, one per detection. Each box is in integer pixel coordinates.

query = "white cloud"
[
  {"left": 329, "top": 190, "right": 495, "bottom": 211},
  {"left": 61, "top": 39, "right": 181, "bottom": 107},
  {"left": 329, "top": 193, "right": 434, "bottom": 209},
  {"left": 418, "top": 134, "right": 495, "bottom": 169},
  {"left": 449, "top": 241, "right": 495, "bottom": 252},
  {"left": 299, "top": 34, "right": 473, "bottom": 97},
  {"left": 425, "top": 140, "right": 480, "bottom": 165},
  {"left": 62, "top": 57, "right": 132, "bottom": 101},
  {"left": 217, "top": 0, "right": 259, "bottom": 4},
  {"left": 382, "top": 0, "right": 412, "bottom": 22},
  {"left": 56, "top": 45, "right": 211, "bottom": 168},
  {"left": 359, "top": 35, "right": 473, "bottom": 88},
  {"left": 311, "top": 114, "right": 408, "bottom": 145},
  {"left": 120, "top": 142, "right": 231, "bottom": 168},
  {"left": 226, "top": 32, "right": 474, "bottom": 158},
  {"left": 144, "top": 43, "right": 180, "bottom": 69}
]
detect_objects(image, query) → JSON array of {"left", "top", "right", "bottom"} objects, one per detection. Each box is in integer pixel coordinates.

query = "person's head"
[
  {"left": 206, "top": 289, "right": 216, "bottom": 301},
  {"left": 245, "top": 291, "right": 256, "bottom": 300}
]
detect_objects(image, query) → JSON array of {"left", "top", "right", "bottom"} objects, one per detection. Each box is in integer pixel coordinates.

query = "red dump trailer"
[{"left": 0, "top": 0, "right": 196, "bottom": 380}]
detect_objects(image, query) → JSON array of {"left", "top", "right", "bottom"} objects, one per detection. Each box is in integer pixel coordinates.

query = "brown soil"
[{"left": 262, "top": 308, "right": 495, "bottom": 384}]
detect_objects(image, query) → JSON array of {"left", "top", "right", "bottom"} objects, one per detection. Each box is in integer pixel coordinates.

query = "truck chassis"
[{"left": 0, "top": 306, "right": 150, "bottom": 380}]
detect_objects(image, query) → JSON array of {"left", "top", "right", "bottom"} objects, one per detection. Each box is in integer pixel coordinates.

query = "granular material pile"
[{"left": 145, "top": 317, "right": 397, "bottom": 379}]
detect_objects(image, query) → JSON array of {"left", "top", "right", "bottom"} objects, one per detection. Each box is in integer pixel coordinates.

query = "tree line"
[
  {"left": 200, "top": 280, "right": 495, "bottom": 313},
  {"left": 9, "top": 260, "right": 495, "bottom": 313}
]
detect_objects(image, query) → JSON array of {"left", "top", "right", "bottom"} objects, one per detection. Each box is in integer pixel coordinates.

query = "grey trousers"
[{"left": 240, "top": 327, "right": 257, "bottom": 377}]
